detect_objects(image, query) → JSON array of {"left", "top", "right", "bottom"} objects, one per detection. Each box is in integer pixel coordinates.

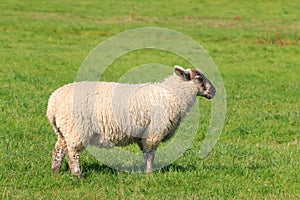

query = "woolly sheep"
[{"left": 46, "top": 65, "right": 216, "bottom": 177}]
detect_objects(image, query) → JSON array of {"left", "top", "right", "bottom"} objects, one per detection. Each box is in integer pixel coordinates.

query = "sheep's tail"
[
  {"left": 47, "top": 110, "right": 60, "bottom": 136},
  {"left": 46, "top": 93, "right": 62, "bottom": 137}
]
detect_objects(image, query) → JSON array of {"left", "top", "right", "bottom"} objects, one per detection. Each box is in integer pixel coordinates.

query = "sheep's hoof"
[
  {"left": 72, "top": 171, "right": 83, "bottom": 178},
  {"left": 144, "top": 167, "right": 153, "bottom": 174},
  {"left": 77, "top": 173, "right": 82, "bottom": 178},
  {"left": 52, "top": 167, "right": 60, "bottom": 174}
]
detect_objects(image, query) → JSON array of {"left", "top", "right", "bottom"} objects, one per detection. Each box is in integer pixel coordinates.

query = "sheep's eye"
[{"left": 195, "top": 76, "right": 203, "bottom": 83}]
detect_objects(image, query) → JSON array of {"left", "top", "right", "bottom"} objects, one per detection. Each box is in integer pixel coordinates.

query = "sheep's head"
[{"left": 174, "top": 65, "right": 216, "bottom": 99}]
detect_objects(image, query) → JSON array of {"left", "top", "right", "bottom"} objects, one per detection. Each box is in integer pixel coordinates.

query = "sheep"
[{"left": 46, "top": 65, "right": 216, "bottom": 177}]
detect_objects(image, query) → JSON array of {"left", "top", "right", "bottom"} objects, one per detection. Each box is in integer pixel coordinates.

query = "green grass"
[{"left": 0, "top": 0, "right": 299, "bottom": 199}]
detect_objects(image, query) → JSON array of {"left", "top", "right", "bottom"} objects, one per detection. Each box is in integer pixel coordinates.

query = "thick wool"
[{"left": 47, "top": 66, "right": 215, "bottom": 177}]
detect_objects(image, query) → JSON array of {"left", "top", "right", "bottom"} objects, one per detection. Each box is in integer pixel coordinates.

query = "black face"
[
  {"left": 202, "top": 78, "right": 216, "bottom": 99},
  {"left": 192, "top": 69, "right": 216, "bottom": 99},
  {"left": 174, "top": 66, "right": 216, "bottom": 99}
]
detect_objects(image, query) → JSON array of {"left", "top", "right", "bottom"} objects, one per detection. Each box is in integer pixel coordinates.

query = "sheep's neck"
[{"left": 163, "top": 75, "right": 198, "bottom": 114}]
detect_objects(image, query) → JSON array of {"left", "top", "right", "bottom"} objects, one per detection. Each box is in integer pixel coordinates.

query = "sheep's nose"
[
  {"left": 211, "top": 87, "right": 216, "bottom": 96},
  {"left": 207, "top": 87, "right": 216, "bottom": 99}
]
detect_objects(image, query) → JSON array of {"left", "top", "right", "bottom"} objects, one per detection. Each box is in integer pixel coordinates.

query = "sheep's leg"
[
  {"left": 66, "top": 148, "right": 82, "bottom": 178},
  {"left": 52, "top": 136, "right": 67, "bottom": 173},
  {"left": 138, "top": 137, "right": 160, "bottom": 173},
  {"left": 143, "top": 151, "right": 155, "bottom": 173}
]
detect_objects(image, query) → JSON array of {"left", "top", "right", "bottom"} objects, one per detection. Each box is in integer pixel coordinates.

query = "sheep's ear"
[{"left": 174, "top": 65, "right": 191, "bottom": 80}]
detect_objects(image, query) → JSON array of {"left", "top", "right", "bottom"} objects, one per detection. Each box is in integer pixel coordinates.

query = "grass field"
[{"left": 0, "top": 0, "right": 299, "bottom": 199}]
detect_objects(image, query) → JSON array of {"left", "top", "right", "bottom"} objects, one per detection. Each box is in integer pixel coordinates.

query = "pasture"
[{"left": 0, "top": 0, "right": 299, "bottom": 199}]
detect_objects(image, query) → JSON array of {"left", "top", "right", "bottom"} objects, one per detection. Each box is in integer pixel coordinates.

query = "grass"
[{"left": 0, "top": 0, "right": 299, "bottom": 199}]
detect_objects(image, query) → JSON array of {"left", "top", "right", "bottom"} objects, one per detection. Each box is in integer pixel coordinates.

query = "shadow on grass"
[
  {"left": 79, "top": 161, "right": 198, "bottom": 178},
  {"left": 81, "top": 162, "right": 118, "bottom": 177},
  {"left": 158, "top": 163, "right": 197, "bottom": 173}
]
